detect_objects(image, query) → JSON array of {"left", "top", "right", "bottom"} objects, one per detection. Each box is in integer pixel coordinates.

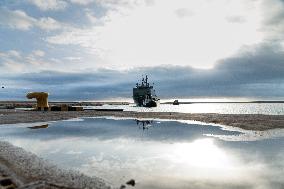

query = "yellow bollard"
[{"left": 26, "top": 92, "right": 49, "bottom": 111}]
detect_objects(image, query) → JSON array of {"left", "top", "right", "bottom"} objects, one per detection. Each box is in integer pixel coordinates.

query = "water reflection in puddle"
[{"left": 0, "top": 118, "right": 284, "bottom": 189}]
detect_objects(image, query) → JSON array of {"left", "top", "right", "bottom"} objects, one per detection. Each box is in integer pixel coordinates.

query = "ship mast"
[
  {"left": 138, "top": 75, "right": 150, "bottom": 87},
  {"left": 142, "top": 75, "right": 144, "bottom": 86},
  {"left": 145, "top": 75, "right": 148, "bottom": 86}
]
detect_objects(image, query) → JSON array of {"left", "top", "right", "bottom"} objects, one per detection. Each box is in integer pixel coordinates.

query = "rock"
[{"left": 126, "top": 179, "right": 135, "bottom": 186}]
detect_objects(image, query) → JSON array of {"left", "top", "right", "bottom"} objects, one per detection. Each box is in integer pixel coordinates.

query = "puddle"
[{"left": 0, "top": 118, "right": 283, "bottom": 189}]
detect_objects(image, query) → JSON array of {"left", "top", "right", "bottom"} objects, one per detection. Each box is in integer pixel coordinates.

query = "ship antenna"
[{"left": 146, "top": 75, "right": 148, "bottom": 85}]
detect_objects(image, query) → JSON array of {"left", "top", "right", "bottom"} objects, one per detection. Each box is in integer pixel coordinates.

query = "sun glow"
[{"left": 171, "top": 139, "right": 231, "bottom": 169}]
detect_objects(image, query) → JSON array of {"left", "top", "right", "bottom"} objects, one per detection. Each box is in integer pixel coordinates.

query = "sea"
[{"left": 85, "top": 102, "right": 284, "bottom": 115}]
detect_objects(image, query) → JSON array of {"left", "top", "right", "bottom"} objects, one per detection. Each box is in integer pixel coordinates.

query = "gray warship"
[{"left": 133, "top": 75, "right": 160, "bottom": 107}]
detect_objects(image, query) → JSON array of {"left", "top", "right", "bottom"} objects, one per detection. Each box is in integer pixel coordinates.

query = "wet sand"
[{"left": 1, "top": 109, "right": 284, "bottom": 131}]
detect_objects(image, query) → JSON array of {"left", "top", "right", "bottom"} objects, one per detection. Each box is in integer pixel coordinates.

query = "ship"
[{"left": 133, "top": 75, "right": 160, "bottom": 107}]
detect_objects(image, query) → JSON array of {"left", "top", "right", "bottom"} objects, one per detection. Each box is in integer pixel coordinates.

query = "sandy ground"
[{"left": 1, "top": 109, "right": 284, "bottom": 131}]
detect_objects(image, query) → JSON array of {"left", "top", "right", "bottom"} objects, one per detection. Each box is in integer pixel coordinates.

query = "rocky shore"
[{"left": 1, "top": 109, "right": 284, "bottom": 131}]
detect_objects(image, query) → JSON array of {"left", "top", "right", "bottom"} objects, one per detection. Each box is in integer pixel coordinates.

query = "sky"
[{"left": 0, "top": 0, "right": 284, "bottom": 101}]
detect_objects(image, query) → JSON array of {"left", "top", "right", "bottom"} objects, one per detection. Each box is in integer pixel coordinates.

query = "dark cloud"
[
  {"left": 263, "top": 0, "right": 284, "bottom": 25},
  {"left": 261, "top": 0, "right": 284, "bottom": 40},
  {"left": 1, "top": 43, "right": 284, "bottom": 100}
]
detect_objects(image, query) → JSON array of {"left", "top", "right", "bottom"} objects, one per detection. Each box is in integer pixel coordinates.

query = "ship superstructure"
[{"left": 133, "top": 75, "right": 160, "bottom": 107}]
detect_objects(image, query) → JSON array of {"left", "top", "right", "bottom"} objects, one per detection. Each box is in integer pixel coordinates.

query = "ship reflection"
[{"left": 135, "top": 119, "right": 154, "bottom": 130}]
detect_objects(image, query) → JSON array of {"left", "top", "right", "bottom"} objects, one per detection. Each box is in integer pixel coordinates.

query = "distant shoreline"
[
  {"left": 0, "top": 100, "right": 283, "bottom": 110},
  {"left": 1, "top": 100, "right": 284, "bottom": 104},
  {"left": 162, "top": 101, "right": 284, "bottom": 104}
]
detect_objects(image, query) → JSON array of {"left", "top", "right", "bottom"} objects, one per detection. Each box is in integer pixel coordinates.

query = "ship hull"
[
  {"left": 134, "top": 99, "right": 160, "bottom": 107},
  {"left": 145, "top": 100, "right": 159, "bottom": 107}
]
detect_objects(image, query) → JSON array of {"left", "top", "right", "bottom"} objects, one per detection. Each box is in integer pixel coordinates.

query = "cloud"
[
  {"left": 0, "top": 49, "right": 52, "bottom": 73},
  {"left": 69, "top": 0, "right": 94, "bottom": 5},
  {"left": 260, "top": 0, "right": 284, "bottom": 41},
  {"left": 42, "top": 0, "right": 284, "bottom": 72},
  {"left": 94, "top": 0, "right": 142, "bottom": 9},
  {"left": 46, "top": 27, "right": 94, "bottom": 46},
  {"left": 0, "top": 8, "right": 63, "bottom": 31},
  {"left": 46, "top": 0, "right": 264, "bottom": 69},
  {"left": 225, "top": 15, "right": 246, "bottom": 23},
  {"left": 0, "top": 8, "right": 35, "bottom": 30},
  {"left": 6, "top": 50, "right": 22, "bottom": 59},
  {"left": 27, "top": 0, "right": 68, "bottom": 11},
  {"left": 1, "top": 0, "right": 284, "bottom": 100},
  {"left": 1, "top": 42, "right": 283, "bottom": 100},
  {"left": 31, "top": 50, "right": 45, "bottom": 57},
  {"left": 175, "top": 8, "right": 194, "bottom": 18},
  {"left": 85, "top": 9, "right": 98, "bottom": 24},
  {"left": 36, "top": 17, "right": 62, "bottom": 31}
]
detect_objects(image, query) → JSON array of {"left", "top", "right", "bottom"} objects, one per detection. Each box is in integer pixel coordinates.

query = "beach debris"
[
  {"left": 1, "top": 86, "right": 4, "bottom": 89},
  {"left": 0, "top": 174, "right": 17, "bottom": 189},
  {"left": 50, "top": 105, "right": 84, "bottom": 111},
  {"left": 120, "top": 184, "right": 126, "bottom": 189},
  {"left": 126, "top": 179, "right": 135, "bottom": 186},
  {"left": 173, "top": 99, "right": 179, "bottom": 105}
]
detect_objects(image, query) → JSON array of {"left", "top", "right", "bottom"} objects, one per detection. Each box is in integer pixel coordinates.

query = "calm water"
[
  {"left": 1, "top": 118, "right": 284, "bottom": 189},
  {"left": 86, "top": 103, "right": 284, "bottom": 115}
]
